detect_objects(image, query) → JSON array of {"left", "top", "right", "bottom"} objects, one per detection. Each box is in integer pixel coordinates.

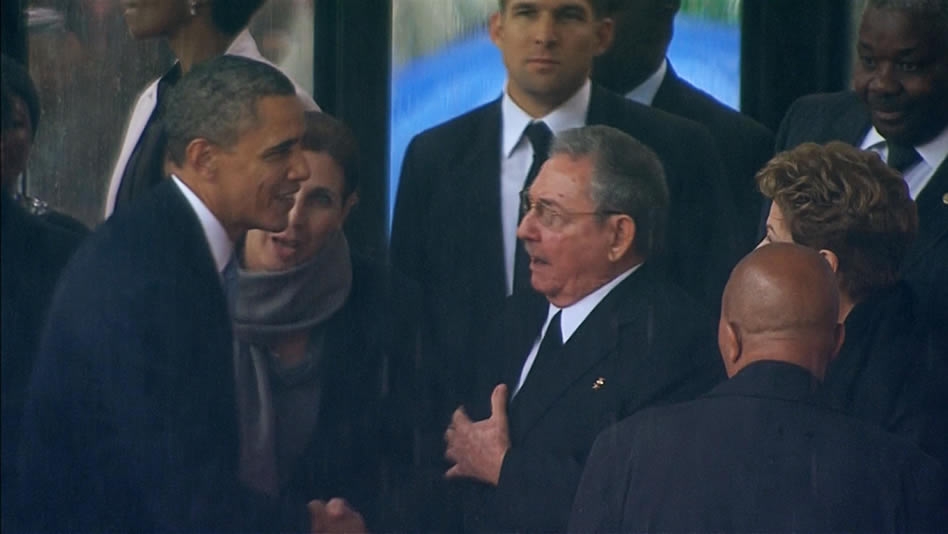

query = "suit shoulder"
[
  {"left": 663, "top": 76, "right": 773, "bottom": 140},
  {"left": 406, "top": 100, "right": 497, "bottom": 153},
  {"left": 784, "top": 91, "right": 860, "bottom": 121}
]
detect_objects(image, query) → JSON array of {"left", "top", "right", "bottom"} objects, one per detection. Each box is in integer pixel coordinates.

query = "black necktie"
[
  {"left": 513, "top": 311, "right": 562, "bottom": 402},
  {"left": 887, "top": 141, "right": 922, "bottom": 173},
  {"left": 513, "top": 122, "right": 554, "bottom": 293}
]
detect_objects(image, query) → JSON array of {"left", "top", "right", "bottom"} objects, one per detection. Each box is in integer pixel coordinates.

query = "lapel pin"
[
  {"left": 592, "top": 377, "right": 606, "bottom": 390},
  {"left": 942, "top": 193, "right": 948, "bottom": 205}
]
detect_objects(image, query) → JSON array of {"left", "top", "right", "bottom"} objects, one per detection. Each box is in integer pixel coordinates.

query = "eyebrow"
[{"left": 261, "top": 137, "right": 300, "bottom": 157}]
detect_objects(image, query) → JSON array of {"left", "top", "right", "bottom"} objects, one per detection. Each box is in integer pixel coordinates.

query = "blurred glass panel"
[
  {"left": 23, "top": 0, "right": 313, "bottom": 227},
  {"left": 388, "top": 0, "right": 742, "bottom": 227},
  {"left": 671, "top": 0, "right": 742, "bottom": 110}
]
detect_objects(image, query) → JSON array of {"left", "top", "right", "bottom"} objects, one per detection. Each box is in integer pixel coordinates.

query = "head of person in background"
[
  {"left": 853, "top": 0, "right": 948, "bottom": 146},
  {"left": 592, "top": 0, "right": 681, "bottom": 94},
  {"left": 163, "top": 55, "right": 308, "bottom": 240},
  {"left": 719, "top": 243, "right": 844, "bottom": 381},
  {"left": 243, "top": 111, "right": 360, "bottom": 273},
  {"left": 0, "top": 54, "right": 40, "bottom": 194},
  {"left": 121, "top": 0, "right": 265, "bottom": 71},
  {"left": 757, "top": 141, "right": 918, "bottom": 321},
  {"left": 517, "top": 124, "right": 668, "bottom": 307},
  {"left": 491, "top": 0, "right": 615, "bottom": 117}
]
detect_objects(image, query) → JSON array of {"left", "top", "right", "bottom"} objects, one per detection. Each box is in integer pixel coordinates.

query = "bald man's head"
[{"left": 719, "top": 243, "right": 844, "bottom": 379}]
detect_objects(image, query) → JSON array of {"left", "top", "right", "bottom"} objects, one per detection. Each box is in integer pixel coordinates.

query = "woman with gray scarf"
[{"left": 228, "top": 112, "right": 398, "bottom": 532}]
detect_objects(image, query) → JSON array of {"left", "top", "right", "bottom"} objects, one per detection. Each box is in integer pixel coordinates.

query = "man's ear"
[
  {"left": 818, "top": 248, "right": 839, "bottom": 273},
  {"left": 594, "top": 17, "right": 616, "bottom": 55},
  {"left": 718, "top": 319, "right": 742, "bottom": 376},
  {"left": 489, "top": 11, "right": 504, "bottom": 47},
  {"left": 607, "top": 215, "right": 635, "bottom": 262},
  {"left": 184, "top": 138, "right": 218, "bottom": 181}
]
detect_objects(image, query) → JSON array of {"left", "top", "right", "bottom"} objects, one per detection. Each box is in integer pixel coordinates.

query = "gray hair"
[
  {"left": 550, "top": 125, "right": 669, "bottom": 258},
  {"left": 163, "top": 55, "right": 296, "bottom": 166},
  {"left": 866, "top": 0, "right": 948, "bottom": 36}
]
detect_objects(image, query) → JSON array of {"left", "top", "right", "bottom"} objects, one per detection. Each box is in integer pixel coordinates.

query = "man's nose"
[
  {"left": 516, "top": 209, "right": 539, "bottom": 241},
  {"left": 288, "top": 146, "right": 309, "bottom": 182},
  {"left": 533, "top": 12, "right": 557, "bottom": 46},
  {"left": 868, "top": 63, "right": 901, "bottom": 95}
]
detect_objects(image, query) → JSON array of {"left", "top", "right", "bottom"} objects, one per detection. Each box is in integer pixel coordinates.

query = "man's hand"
[
  {"left": 444, "top": 383, "right": 511, "bottom": 486},
  {"left": 308, "top": 498, "right": 366, "bottom": 534}
]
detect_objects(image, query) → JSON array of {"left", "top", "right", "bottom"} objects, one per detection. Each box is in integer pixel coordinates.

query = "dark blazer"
[
  {"left": 1, "top": 192, "right": 84, "bottom": 528},
  {"left": 392, "top": 84, "right": 739, "bottom": 444},
  {"left": 570, "top": 361, "right": 947, "bottom": 533},
  {"left": 652, "top": 63, "right": 775, "bottom": 251},
  {"left": 457, "top": 263, "right": 725, "bottom": 533},
  {"left": 282, "top": 256, "right": 413, "bottom": 533},
  {"left": 775, "top": 91, "right": 948, "bottom": 334},
  {"left": 18, "top": 181, "right": 307, "bottom": 532},
  {"left": 821, "top": 282, "right": 948, "bottom": 466}
]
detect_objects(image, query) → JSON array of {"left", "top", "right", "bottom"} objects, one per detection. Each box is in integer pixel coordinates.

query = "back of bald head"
[{"left": 720, "top": 243, "right": 842, "bottom": 378}]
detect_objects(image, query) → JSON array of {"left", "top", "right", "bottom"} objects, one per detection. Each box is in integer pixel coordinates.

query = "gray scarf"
[{"left": 231, "top": 230, "right": 352, "bottom": 496}]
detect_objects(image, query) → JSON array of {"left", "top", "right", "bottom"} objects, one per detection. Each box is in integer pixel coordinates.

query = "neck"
[
  {"left": 736, "top": 336, "right": 832, "bottom": 380},
  {"left": 168, "top": 20, "right": 234, "bottom": 74},
  {"left": 508, "top": 78, "right": 587, "bottom": 118},
  {"left": 174, "top": 171, "right": 245, "bottom": 241},
  {"left": 839, "top": 292, "right": 856, "bottom": 322}
]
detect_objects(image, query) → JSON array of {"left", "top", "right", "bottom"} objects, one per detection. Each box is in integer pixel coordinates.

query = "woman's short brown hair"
[
  {"left": 756, "top": 141, "right": 918, "bottom": 302},
  {"left": 301, "top": 111, "right": 360, "bottom": 199}
]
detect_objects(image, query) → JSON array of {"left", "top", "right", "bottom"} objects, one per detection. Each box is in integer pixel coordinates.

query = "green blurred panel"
[
  {"left": 680, "top": 0, "right": 742, "bottom": 23},
  {"left": 392, "top": 0, "right": 496, "bottom": 67}
]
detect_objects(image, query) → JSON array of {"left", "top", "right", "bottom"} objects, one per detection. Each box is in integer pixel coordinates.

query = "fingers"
[
  {"left": 445, "top": 463, "right": 462, "bottom": 479},
  {"left": 451, "top": 406, "right": 470, "bottom": 425},
  {"left": 325, "top": 497, "right": 351, "bottom": 517},
  {"left": 490, "top": 383, "right": 509, "bottom": 419}
]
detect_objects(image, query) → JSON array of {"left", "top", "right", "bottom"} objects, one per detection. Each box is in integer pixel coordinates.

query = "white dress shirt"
[
  {"left": 171, "top": 175, "right": 233, "bottom": 275},
  {"left": 624, "top": 59, "right": 668, "bottom": 106},
  {"left": 500, "top": 80, "right": 592, "bottom": 294},
  {"left": 860, "top": 123, "right": 948, "bottom": 199},
  {"left": 512, "top": 264, "right": 642, "bottom": 396}
]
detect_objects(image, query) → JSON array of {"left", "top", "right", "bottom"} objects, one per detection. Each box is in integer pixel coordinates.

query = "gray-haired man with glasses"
[{"left": 443, "top": 125, "right": 725, "bottom": 533}]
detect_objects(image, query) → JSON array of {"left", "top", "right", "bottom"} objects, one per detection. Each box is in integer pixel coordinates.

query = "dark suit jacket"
[
  {"left": 652, "top": 64, "right": 775, "bottom": 251},
  {"left": 570, "top": 361, "right": 947, "bottom": 533},
  {"left": 821, "top": 282, "right": 948, "bottom": 465},
  {"left": 1, "top": 192, "right": 84, "bottom": 528},
  {"left": 457, "top": 263, "right": 725, "bottom": 533},
  {"left": 392, "top": 84, "right": 738, "bottom": 446},
  {"left": 775, "top": 91, "right": 948, "bottom": 337},
  {"left": 18, "top": 181, "right": 307, "bottom": 532}
]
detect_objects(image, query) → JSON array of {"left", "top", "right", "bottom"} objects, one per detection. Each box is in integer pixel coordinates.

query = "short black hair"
[
  {"left": 163, "top": 55, "right": 296, "bottom": 166},
  {"left": 301, "top": 112, "right": 360, "bottom": 199},
  {"left": 0, "top": 54, "right": 40, "bottom": 138},
  {"left": 499, "top": 0, "right": 614, "bottom": 17},
  {"left": 211, "top": 0, "right": 266, "bottom": 35}
]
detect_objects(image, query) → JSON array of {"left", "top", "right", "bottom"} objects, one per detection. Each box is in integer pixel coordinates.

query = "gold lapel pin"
[
  {"left": 592, "top": 377, "right": 606, "bottom": 390},
  {"left": 942, "top": 192, "right": 948, "bottom": 205}
]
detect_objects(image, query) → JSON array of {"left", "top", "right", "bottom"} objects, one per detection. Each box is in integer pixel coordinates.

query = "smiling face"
[
  {"left": 853, "top": 6, "right": 948, "bottom": 145},
  {"left": 243, "top": 150, "right": 356, "bottom": 271},
  {"left": 212, "top": 95, "right": 308, "bottom": 238},
  {"left": 516, "top": 153, "right": 619, "bottom": 307},
  {"left": 120, "top": 0, "right": 191, "bottom": 39},
  {"left": 491, "top": 0, "right": 613, "bottom": 116}
]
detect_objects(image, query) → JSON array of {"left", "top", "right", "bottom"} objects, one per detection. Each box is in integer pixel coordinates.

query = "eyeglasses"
[{"left": 519, "top": 189, "right": 621, "bottom": 229}]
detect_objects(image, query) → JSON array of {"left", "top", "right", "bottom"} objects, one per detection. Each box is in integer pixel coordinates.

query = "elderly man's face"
[
  {"left": 853, "top": 6, "right": 948, "bottom": 145},
  {"left": 516, "top": 153, "right": 617, "bottom": 307}
]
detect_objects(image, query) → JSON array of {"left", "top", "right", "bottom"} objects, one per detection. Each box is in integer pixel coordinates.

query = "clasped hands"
[{"left": 443, "top": 383, "right": 511, "bottom": 486}]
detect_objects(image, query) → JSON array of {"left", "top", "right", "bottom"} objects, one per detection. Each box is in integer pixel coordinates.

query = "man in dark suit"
[
  {"left": 774, "top": 0, "right": 948, "bottom": 337},
  {"left": 17, "top": 56, "right": 314, "bottom": 532},
  {"left": 392, "top": 0, "right": 738, "bottom": 452},
  {"left": 570, "top": 243, "right": 947, "bottom": 533},
  {"left": 593, "top": 0, "right": 775, "bottom": 251},
  {"left": 443, "top": 125, "right": 724, "bottom": 533}
]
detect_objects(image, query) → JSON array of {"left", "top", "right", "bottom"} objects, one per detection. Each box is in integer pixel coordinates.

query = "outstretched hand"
[{"left": 444, "top": 383, "right": 511, "bottom": 486}]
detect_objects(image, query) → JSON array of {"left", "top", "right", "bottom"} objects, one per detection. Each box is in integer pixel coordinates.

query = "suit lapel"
[
  {"left": 509, "top": 269, "right": 647, "bottom": 441},
  {"left": 904, "top": 161, "right": 948, "bottom": 271},
  {"left": 830, "top": 94, "right": 873, "bottom": 146},
  {"left": 458, "top": 99, "right": 507, "bottom": 304}
]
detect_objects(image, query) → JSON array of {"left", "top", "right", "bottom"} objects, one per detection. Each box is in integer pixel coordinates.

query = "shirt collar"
[
  {"left": 861, "top": 123, "right": 948, "bottom": 170},
  {"left": 171, "top": 175, "right": 234, "bottom": 273},
  {"left": 545, "top": 262, "right": 642, "bottom": 343},
  {"left": 501, "top": 78, "right": 592, "bottom": 158},
  {"left": 624, "top": 58, "right": 667, "bottom": 106}
]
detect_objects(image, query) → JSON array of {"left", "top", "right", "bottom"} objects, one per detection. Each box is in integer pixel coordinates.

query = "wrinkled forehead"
[{"left": 860, "top": 6, "right": 948, "bottom": 54}]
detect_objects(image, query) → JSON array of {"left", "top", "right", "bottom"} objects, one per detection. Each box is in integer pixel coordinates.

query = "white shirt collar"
[
  {"left": 624, "top": 58, "right": 667, "bottom": 106},
  {"left": 501, "top": 79, "right": 592, "bottom": 158},
  {"left": 171, "top": 175, "right": 234, "bottom": 273},
  {"left": 860, "top": 123, "right": 948, "bottom": 171},
  {"left": 545, "top": 263, "right": 643, "bottom": 343}
]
